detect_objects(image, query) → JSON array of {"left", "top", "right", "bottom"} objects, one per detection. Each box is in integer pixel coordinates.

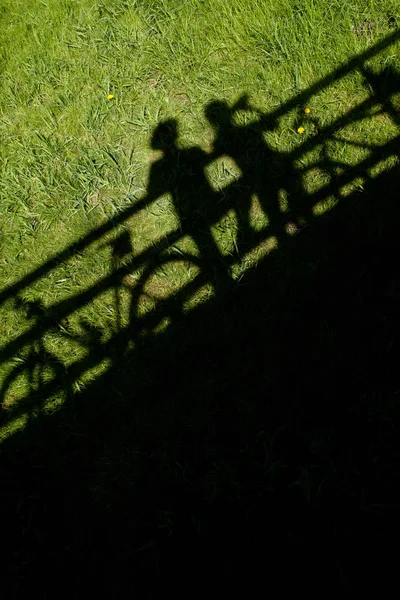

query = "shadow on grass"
[{"left": 1, "top": 31, "right": 400, "bottom": 597}]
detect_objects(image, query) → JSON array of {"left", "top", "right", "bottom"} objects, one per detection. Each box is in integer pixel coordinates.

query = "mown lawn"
[{"left": 0, "top": 0, "right": 400, "bottom": 596}]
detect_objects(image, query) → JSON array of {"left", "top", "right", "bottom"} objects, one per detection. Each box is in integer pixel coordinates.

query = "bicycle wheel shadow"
[{"left": 1, "top": 32, "right": 400, "bottom": 597}]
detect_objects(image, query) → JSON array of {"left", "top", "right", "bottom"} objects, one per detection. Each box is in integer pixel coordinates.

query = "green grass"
[
  {"left": 0, "top": 0, "right": 400, "bottom": 595},
  {"left": 1, "top": 0, "right": 399, "bottom": 411}
]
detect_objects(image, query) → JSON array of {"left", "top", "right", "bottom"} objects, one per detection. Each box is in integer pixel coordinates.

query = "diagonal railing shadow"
[
  {"left": 0, "top": 30, "right": 400, "bottom": 596},
  {"left": 1, "top": 33, "right": 399, "bottom": 421}
]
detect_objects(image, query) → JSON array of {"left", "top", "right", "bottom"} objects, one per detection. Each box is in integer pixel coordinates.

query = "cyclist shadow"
[{"left": 204, "top": 95, "right": 302, "bottom": 245}]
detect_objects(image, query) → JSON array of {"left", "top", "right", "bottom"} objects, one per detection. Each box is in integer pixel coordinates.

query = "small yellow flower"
[
  {"left": 107, "top": 94, "right": 115, "bottom": 100},
  {"left": 297, "top": 126, "right": 305, "bottom": 134},
  {"left": 304, "top": 107, "right": 310, "bottom": 114}
]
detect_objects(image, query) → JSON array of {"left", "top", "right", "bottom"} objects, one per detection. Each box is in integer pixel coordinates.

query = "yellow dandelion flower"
[
  {"left": 304, "top": 107, "right": 310, "bottom": 114},
  {"left": 107, "top": 94, "right": 115, "bottom": 100},
  {"left": 297, "top": 127, "right": 305, "bottom": 134}
]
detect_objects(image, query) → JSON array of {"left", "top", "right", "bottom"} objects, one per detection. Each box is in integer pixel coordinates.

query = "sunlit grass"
[{"left": 0, "top": 0, "right": 399, "bottom": 416}]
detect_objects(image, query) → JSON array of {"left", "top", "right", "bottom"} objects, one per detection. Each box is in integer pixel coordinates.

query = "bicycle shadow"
[{"left": 0, "top": 31, "right": 400, "bottom": 597}]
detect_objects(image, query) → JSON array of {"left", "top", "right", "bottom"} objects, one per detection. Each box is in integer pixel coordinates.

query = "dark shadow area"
[{"left": 1, "top": 32, "right": 400, "bottom": 597}]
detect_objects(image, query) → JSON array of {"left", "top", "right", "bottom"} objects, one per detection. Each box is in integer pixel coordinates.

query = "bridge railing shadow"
[
  {"left": 0, "top": 29, "right": 399, "bottom": 596},
  {"left": 1, "top": 30, "right": 399, "bottom": 429}
]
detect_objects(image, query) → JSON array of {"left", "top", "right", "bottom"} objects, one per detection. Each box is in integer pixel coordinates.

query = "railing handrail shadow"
[{"left": 0, "top": 29, "right": 399, "bottom": 437}]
